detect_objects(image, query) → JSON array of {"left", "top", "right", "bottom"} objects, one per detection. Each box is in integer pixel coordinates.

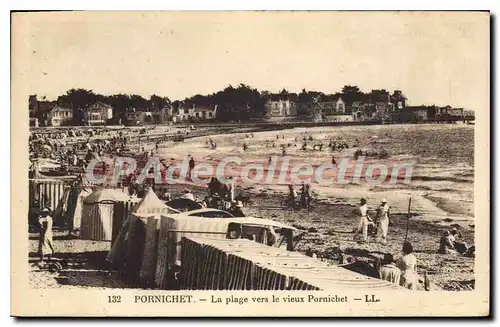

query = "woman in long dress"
[
  {"left": 396, "top": 241, "right": 418, "bottom": 290},
  {"left": 38, "top": 207, "right": 55, "bottom": 262}
]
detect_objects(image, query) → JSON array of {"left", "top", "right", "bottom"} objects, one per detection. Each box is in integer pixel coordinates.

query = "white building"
[
  {"left": 170, "top": 104, "right": 218, "bottom": 122},
  {"left": 46, "top": 105, "right": 73, "bottom": 127},
  {"left": 84, "top": 101, "right": 113, "bottom": 125}
]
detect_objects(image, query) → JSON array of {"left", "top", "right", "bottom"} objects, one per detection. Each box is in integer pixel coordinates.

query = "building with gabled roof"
[
  {"left": 169, "top": 102, "right": 218, "bottom": 123},
  {"left": 46, "top": 104, "right": 73, "bottom": 126},
  {"left": 83, "top": 101, "right": 113, "bottom": 126},
  {"left": 265, "top": 93, "right": 298, "bottom": 116}
]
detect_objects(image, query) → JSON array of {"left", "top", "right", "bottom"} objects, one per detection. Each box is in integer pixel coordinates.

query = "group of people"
[
  {"left": 378, "top": 241, "right": 422, "bottom": 290},
  {"left": 286, "top": 183, "right": 313, "bottom": 210},
  {"left": 327, "top": 139, "right": 351, "bottom": 151},
  {"left": 206, "top": 138, "right": 217, "bottom": 150},
  {"left": 353, "top": 148, "right": 389, "bottom": 160},
  {"left": 350, "top": 196, "right": 473, "bottom": 290},
  {"left": 30, "top": 126, "right": 175, "bottom": 177},
  {"left": 30, "top": 127, "right": 472, "bottom": 294},
  {"left": 353, "top": 198, "right": 390, "bottom": 245},
  {"left": 439, "top": 228, "right": 473, "bottom": 256},
  {"left": 179, "top": 184, "right": 246, "bottom": 217}
]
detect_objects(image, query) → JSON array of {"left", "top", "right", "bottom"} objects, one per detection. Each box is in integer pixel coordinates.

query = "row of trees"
[
  {"left": 54, "top": 89, "right": 171, "bottom": 117},
  {"left": 180, "top": 84, "right": 267, "bottom": 121},
  {"left": 33, "top": 85, "right": 397, "bottom": 122},
  {"left": 180, "top": 84, "right": 387, "bottom": 120}
]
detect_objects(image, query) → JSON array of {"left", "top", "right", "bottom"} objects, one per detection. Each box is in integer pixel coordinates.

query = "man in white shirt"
[
  {"left": 377, "top": 199, "right": 390, "bottom": 245},
  {"left": 354, "top": 198, "right": 371, "bottom": 243}
]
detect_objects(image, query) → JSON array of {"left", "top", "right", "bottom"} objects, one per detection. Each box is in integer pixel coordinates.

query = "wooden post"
[{"left": 404, "top": 198, "right": 412, "bottom": 243}]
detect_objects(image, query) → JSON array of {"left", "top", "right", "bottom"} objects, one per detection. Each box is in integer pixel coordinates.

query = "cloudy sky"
[{"left": 14, "top": 11, "right": 489, "bottom": 109}]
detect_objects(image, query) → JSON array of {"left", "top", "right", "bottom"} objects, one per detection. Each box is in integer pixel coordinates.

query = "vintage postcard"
[{"left": 11, "top": 11, "right": 490, "bottom": 317}]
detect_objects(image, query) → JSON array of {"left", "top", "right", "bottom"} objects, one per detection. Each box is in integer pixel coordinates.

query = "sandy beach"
[{"left": 29, "top": 123, "right": 475, "bottom": 291}]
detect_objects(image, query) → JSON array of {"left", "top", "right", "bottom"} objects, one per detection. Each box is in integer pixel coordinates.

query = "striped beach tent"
[
  {"left": 80, "top": 188, "right": 131, "bottom": 241},
  {"left": 29, "top": 179, "right": 73, "bottom": 227},
  {"left": 107, "top": 188, "right": 178, "bottom": 283},
  {"left": 132, "top": 189, "right": 179, "bottom": 284},
  {"left": 133, "top": 188, "right": 179, "bottom": 218},
  {"left": 70, "top": 187, "right": 93, "bottom": 230}
]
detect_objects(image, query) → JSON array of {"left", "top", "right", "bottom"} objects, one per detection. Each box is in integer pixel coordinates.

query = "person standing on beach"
[
  {"left": 287, "top": 184, "right": 297, "bottom": 210},
  {"left": 300, "top": 183, "right": 312, "bottom": 209},
  {"left": 38, "top": 207, "right": 55, "bottom": 262},
  {"left": 72, "top": 151, "right": 78, "bottom": 166},
  {"left": 353, "top": 198, "right": 372, "bottom": 243},
  {"left": 187, "top": 155, "right": 195, "bottom": 181},
  {"left": 377, "top": 199, "right": 390, "bottom": 245}
]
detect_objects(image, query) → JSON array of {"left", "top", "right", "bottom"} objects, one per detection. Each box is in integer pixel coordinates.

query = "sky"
[{"left": 14, "top": 11, "right": 489, "bottom": 109}]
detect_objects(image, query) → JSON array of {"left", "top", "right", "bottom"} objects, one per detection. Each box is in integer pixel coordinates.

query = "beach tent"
[
  {"left": 107, "top": 188, "right": 178, "bottom": 284},
  {"left": 28, "top": 175, "right": 77, "bottom": 227},
  {"left": 29, "top": 161, "right": 43, "bottom": 179},
  {"left": 52, "top": 185, "right": 72, "bottom": 226},
  {"left": 67, "top": 187, "right": 93, "bottom": 230},
  {"left": 132, "top": 189, "right": 179, "bottom": 283},
  {"left": 133, "top": 188, "right": 179, "bottom": 218},
  {"left": 80, "top": 188, "right": 131, "bottom": 241}
]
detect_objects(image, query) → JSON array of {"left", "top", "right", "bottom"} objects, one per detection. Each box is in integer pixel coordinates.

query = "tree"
[
  {"left": 298, "top": 89, "right": 311, "bottom": 104},
  {"left": 341, "top": 85, "right": 364, "bottom": 106},
  {"left": 57, "top": 88, "right": 97, "bottom": 110},
  {"left": 150, "top": 94, "right": 170, "bottom": 110},
  {"left": 172, "top": 100, "right": 181, "bottom": 109},
  {"left": 106, "top": 94, "right": 131, "bottom": 120},
  {"left": 296, "top": 89, "right": 325, "bottom": 116},
  {"left": 182, "top": 84, "right": 266, "bottom": 122},
  {"left": 369, "top": 89, "right": 390, "bottom": 103},
  {"left": 56, "top": 89, "right": 97, "bottom": 125},
  {"left": 129, "top": 94, "right": 149, "bottom": 109}
]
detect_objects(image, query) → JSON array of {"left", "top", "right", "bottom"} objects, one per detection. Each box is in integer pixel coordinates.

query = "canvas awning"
[{"left": 132, "top": 188, "right": 179, "bottom": 218}]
